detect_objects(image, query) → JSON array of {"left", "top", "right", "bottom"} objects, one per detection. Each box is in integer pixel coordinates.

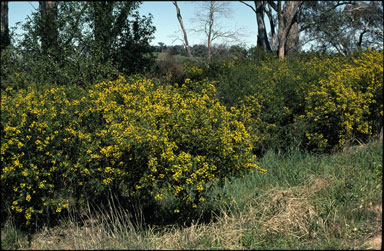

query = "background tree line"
[
  {"left": 0, "top": 1, "right": 383, "bottom": 87},
  {"left": 1, "top": 1, "right": 156, "bottom": 87},
  {"left": 238, "top": 1, "right": 383, "bottom": 58}
]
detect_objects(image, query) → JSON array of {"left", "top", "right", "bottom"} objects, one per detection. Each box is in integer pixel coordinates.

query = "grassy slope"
[{"left": 2, "top": 137, "right": 382, "bottom": 250}]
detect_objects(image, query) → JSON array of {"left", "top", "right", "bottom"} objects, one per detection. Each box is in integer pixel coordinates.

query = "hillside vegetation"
[
  {"left": 2, "top": 137, "right": 382, "bottom": 250},
  {"left": 1, "top": 49, "right": 383, "bottom": 250}
]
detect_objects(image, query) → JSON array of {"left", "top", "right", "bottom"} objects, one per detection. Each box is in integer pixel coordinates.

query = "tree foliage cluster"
[
  {"left": 238, "top": 1, "right": 383, "bottom": 58},
  {"left": 1, "top": 1, "right": 383, "bottom": 85},
  {"left": 1, "top": 1, "right": 156, "bottom": 88},
  {"left": 300, "top": 1, "right": 383, "bottom": 55}
]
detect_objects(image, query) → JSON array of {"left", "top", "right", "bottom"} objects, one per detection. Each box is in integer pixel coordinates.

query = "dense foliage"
[
  {"left": 0, "top": 2, "right": 155, "bottom": 89},
  {"left": 2, "top": 48, "right": 382, "bottom": 228},
  {"left": 1, "top": 76, "right": 266, "bottom": 226},
  {"left": 184, "top": 49, "right": 383, "bottom": 153}
]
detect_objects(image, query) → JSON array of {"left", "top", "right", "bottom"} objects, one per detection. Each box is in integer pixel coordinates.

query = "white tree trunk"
[
  {"left": 173, "top": 1, "right": 192, "bottom": 57},
  {"left": 276, "top": 1, "right": 302, "bottom": 58}
]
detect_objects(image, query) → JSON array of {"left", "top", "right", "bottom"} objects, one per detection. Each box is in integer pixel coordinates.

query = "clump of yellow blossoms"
[
  {"left": 301, "top": 50, "right": 383, "bottom": 150},
  {"left": 87, "top": 76, "right": 266, "bottom": 207},
  {"left": 235, "top": 49, "right": 382, "bottom": 152},
  {"left": 1, "top": 75, "right": 265, "bottom": 225},
  {"left": 3, "top": 49, "right": 379, "bottom": 226}
]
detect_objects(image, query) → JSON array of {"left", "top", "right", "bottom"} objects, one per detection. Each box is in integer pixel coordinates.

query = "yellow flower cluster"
[
  {"left": 1, "top": 75, "right": 266, "bottom": 224},
  {"left": 184, "top": 62, "right": 204, "bottom": 76},
  {"left": 231, "top": 49, "right": 382, "bottom": 153},
  {"left": 1, "top": 82, "right": 94, "bottom": 225},
  {"left": 302, "top": 50, "right": 383, "bottom": 150},
  {"left": 86, "top": 75, "right": 266, "bottom": 206}
]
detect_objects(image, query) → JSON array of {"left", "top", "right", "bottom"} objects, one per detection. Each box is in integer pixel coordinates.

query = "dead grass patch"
[
  {"left": 16, "top": 174, "right": 365, "bottom": 250},
  {"left": 147, "top": 174, "right": 335, "bottom": 249},
  {"left": 363, "top": 203, "right": 382, "bottom": 250},
  {"left": 25, "top": 204, "right": 145, "bottom": 250},
  {"left": 149, "top": 209, "right": 249, "bottom": 250},
  {"left": 251, "top": 175, "right": 334, "bottom": 240}
]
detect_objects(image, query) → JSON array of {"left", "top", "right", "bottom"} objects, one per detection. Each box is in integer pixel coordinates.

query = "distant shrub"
[
  {"left": 183, "top": 60, "right": 205, "bottom": 82},
  {"left": 154, "top": 52, "right": 186, "bottom": 84},
  {"left": 247, "top": 46, "right": 277, "bottom": 62}
]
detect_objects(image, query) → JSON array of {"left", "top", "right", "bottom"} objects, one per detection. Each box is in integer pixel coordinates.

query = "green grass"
[
  {"left": 1, "top": 137, "right": 382, "bottom": 250},
  {"left": 220, "top": 136, "right": 382, "bottom": 250}
]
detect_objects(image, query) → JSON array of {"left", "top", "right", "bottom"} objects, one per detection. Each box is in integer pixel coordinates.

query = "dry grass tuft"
[
  {"left": 26, "top": 200, "right": 146, "bottom": 250},
  {"left": 148, "top": 209, "right": 249, "bottom": 249},
  {"left": 363, "top": 204, "right": 382, "bottom": 250},
  {"left": 256, "top": 188, "right": 317, "bottom": 239},
  {"left": 250, "top": 175, "right": 333, "bottom": 240}
]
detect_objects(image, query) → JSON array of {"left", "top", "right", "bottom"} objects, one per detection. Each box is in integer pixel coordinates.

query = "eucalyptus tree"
[
  {"left": 5, "top": 1, "right": 156, "bottom": 87},
  {"left": 267, "top": 1, "right": 303, "bottom": 58},
  {"left": 300, "top": 1, "right": 383, "bottom": 55},
  {"left": 38, "top": 1, "right": 59, "bottom": 58},
  {"left": 241, "top": 1, "right": 303, "bottom": 58},
  {"left": 172, "top": 1, "right": 192, "bottom": 57},
  {"left": 240, "top": 1, "right": 271, "bottom": 51}
]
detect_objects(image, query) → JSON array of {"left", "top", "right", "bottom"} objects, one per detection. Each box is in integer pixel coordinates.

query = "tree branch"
[
  {"left": 267, "top": 0, "right": 277, "bottom": 11},
  {"left": 239, "top": 1, "right": 256, "bottom": 13},
  {"left": 64, "top": 3, "right": 88, "bottom": 47}
]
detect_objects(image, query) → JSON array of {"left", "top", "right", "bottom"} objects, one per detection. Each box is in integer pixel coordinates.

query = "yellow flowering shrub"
[
  {"left": 85, "top": 76, "right": 266, "bottom": 207},
  {"left": 204, "top": 50, "right": 382, "bottom": 153},
  {"left": 300, "top": 50, "right": 383, "bottom": 151},
  {"left": 224, "top": 57, "right": 310, "bottom": 153},
  {"left": 1, "top": 84, "right": 91, "bottom": 225},
  {"left": 183, "top": 61, "right": 204, "bottom": 82},
  {"left": 1, "top": 76, "right": 266, "bottom": 225},
  {"left": 3, "top": 49, "right": 380, "bottom": 226}
]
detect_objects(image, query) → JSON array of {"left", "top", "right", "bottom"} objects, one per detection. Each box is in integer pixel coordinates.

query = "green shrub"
[
  {"left": 152, "top": 52, "right": 186, "bottom": 85},
  {"left": 196, "top": 55, "right": 310, "bottom": 153},
  {"left": 0, "top": 45, "right": 122, "bottom": 90}
]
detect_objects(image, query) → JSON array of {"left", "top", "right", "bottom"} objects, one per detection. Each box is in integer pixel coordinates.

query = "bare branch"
[
  {"left": 240, "top": 1, "right": 256, "bottom": 13},
  {"left": 172, "top": 1, "right": 192, "bottom": 57},
  {"left": 267, "top": 1, "right": 277, "bottom": 11},
  {"left": 191, "top": 1, "right": 244, "bottom": 61}
]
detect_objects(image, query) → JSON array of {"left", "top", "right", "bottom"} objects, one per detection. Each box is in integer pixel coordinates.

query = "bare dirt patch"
[{"left": 365, "top": 204, "right": 382, "bottom": 250}]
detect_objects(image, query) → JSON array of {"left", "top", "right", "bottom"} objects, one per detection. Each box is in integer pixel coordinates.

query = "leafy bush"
[
  {"left": 1, "top": 83, "right": 91, "bottom": 226},
  {"left": 183, "top": 49, "right": 383, "bottom": 153},
  {"left": 1, "top": 2, "right": 156, "bottom": 90},
  {"left": 1, "top": 76, "right": 266, "bottom": 226},
  {"left": 247, "top": 46, "right": 277, "bottom": 62},
  {"left": 153, "top": 52, "right": 186, "bottom": 84},
  {"left": 0, "top": 43, "right": 122, "bottom": 90}
]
